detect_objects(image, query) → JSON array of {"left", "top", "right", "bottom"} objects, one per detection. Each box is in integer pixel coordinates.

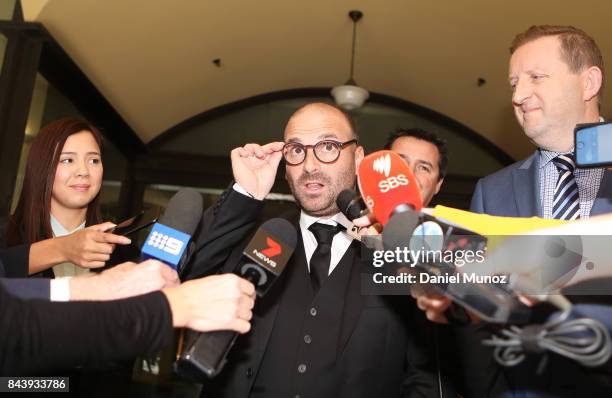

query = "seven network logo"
[
  {"left": 373, "top": 153, "right": 391, "bottom": 177},
  {"left": 147, "top": 231, "right": 184, "bottom": 256},
  {"left": 253, "top": 237, "right": 281, "bottom": 268}
]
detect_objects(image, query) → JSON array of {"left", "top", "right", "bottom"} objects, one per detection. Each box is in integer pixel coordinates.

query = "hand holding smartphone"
[{"left": 108, "top": 207, "right": 161, "bottom": 236}]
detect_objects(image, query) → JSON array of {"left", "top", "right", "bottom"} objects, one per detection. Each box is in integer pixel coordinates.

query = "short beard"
[{"left": 288, "top": 168, "right": 356, "bottom": 217}]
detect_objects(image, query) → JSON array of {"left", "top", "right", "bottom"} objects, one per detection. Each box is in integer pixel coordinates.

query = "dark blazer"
[
  {"left": 0, "top": 245, "right": 30, "bottom": 278},
  {"left": 470, "top": 151, "right": 612, "bottom": 217},
  {"left": 0, "top": 284, "right": 173, "bottom": 376},
  {"left": 463, "top": 152, "right": 612, "bottom": 397},
  {"left": 0, "top": 244, "right": 174, "bottom": 376},
  {"left": 0, "top": 245, "right": 50, "bottom": 300},
  {"left": 185, "top": 189, "right": 440, "bottom": 398}
]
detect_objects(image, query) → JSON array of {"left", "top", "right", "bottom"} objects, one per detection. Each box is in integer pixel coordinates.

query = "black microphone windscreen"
[
  {"left": 160, "top": 188, "right": 204, "bottom": 235},
  {"left": 259, "top": 218, "right": 298, "bottom": 249},
  {"left": 382, "top": 210, "right": 420, "bottom": 252},
  {"left": 336, "top": 189, "right": 366, "bottom": 220}
]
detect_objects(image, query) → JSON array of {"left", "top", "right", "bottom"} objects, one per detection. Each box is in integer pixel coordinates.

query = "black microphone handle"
[
  {"left": 242, "top": 266, "right": 263, "bottom": 286},
  {"left": 180, "top": 329, "right": 239, "bottom": 378},
  {"left": 176, "top": 266, "right": 264, "bottom": 379}
]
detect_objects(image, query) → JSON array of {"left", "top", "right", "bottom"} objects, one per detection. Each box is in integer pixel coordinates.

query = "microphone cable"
[{"left": 482, "top": 310, "right": 612, "bottom": 368}]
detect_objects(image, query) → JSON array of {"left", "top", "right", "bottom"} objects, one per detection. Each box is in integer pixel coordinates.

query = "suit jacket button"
[
  {"left": 310, "top": 307, "right": 317, "bottom": 316},
  {"left": 246, "top": 367, "right": 253, "bottom": 378},
  {"left": 297, "top": 364, "right": 307, "bottom": 373},
  {"left": 304, "top": 334, "right": 312, "bottom": 344}
]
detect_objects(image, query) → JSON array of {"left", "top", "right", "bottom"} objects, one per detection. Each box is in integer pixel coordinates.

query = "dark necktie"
[
  {"left": 552, "top": 154, "right": 581, "bottom": 220},
  {"left": 308, "top": 222, "right": 343, "bottom": 293}
]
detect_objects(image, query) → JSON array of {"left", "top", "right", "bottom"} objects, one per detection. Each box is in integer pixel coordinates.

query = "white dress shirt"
[
  {"left": 49, "top": 215, "right": 90, "bottom": 301},
  {"left": 233, "top": 183, "right": 355, "bottom": 275},
  {"left": 50, "top": 215, "right": 89, "bottom": 278},
  {"left": 299, "top": 211, "right": 354, "bottom": 275}
]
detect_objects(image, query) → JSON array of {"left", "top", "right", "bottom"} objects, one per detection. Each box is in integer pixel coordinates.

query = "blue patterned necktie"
[{"left": 552, "top": 154, "right": 580, "bottom": 220}]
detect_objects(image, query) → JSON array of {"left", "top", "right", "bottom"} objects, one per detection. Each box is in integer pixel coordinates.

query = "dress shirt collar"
[
  {"left": 50, "top": 214, "right": 85, "bottom": 237},
  {"left": 299, "top": 211, "right": 350, "bottom": 233}
]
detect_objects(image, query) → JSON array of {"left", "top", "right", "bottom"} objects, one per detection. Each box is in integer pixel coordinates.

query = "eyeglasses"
[{"left": 282, "top": 139, "right": 358, "bottom": 166}]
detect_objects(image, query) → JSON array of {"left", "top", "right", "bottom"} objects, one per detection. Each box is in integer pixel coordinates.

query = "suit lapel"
[
  {"left": 512, "top": 152, "right": 541, "bottom": 217},
  {"left": 591, "top": 169, "right": 612, "bottom": 215},
  {"left": 337, "top": 239, "right": 365, "bottom": 357}
]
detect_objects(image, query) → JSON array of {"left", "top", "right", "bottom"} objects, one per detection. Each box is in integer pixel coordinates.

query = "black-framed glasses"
[{"left": 282, "top": 139, "right": 358, "bottom": 165}]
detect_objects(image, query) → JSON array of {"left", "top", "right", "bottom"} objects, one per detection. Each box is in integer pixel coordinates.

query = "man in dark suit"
[
  {"left": 185, "top": 103, "right": 437, "bottom": 398},
  {"left": 468, "top": 25, "right": 612, "bottom": 398},
  {"left": 413, "top": 25, "right": 612, "bottom": 397},
  {"left": 471, "top": 25, "right": 612, "bottom": 218}
]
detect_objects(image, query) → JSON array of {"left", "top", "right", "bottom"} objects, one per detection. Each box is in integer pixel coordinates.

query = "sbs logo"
[
  {"left": 372, "top": 154, "right": 391, "bottom": 177},
  {"left": 372, "top": 153, "right": 409, "bottom": 193},
  {"left": 378, "top": 174, "right": 409, "bottom": 193}
]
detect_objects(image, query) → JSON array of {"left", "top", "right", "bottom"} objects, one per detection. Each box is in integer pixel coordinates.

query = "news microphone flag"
[
  {"left": 241, "top": 218, "right": 296, "bottom": 297},
  {"left": 357, "top": 150, "right": 422, "bottom": 225}
]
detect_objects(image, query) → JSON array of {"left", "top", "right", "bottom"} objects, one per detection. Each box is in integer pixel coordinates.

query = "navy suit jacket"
[
  {"left": 0, "top": 245, "right": 50, "bottom": 300},
  {"left": 470, "top": 151, "right": 612, "bottom": 217},
  {"left": 464, "top": 151, "right": 612, "bottom": 397}
]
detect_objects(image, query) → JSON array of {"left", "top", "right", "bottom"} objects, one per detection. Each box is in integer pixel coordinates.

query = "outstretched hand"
[{"left": 58, "top": 222, "right": 131, "bottom": 268}]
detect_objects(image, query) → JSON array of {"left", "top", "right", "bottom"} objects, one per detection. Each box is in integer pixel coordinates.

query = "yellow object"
[{"left": 432, "top": 205, "right": 568, "bottom": 249}]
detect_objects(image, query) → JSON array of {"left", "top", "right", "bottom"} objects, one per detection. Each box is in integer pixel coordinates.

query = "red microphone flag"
[{"left": 357, "top": 150, "right": 423, "bottom": 225}]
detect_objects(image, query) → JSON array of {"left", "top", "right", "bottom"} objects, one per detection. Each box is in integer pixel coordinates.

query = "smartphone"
[
  {"left": 575, "top": 122, "right": 612, "bottom": 168},
  {"left": 110, "top": 207, "right": 161, "bottom": 236}
]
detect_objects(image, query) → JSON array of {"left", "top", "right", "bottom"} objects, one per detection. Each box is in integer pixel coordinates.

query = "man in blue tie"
[
  {"left": 470, "top": 25, "right": 612, "bottom": 219},
  {"left": 406, "top": 25, "right": 612, "bottom": 397},
  {"left": 467, "top": 26, "right": 612, "bottom": 397},
  {"left": 415, "top": 25, "right": 612, "bottom": 397}
]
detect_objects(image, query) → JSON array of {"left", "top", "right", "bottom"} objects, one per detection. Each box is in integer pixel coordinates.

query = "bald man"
[{"left": 185, "top": 103, "right": 439, "bottom": 398}]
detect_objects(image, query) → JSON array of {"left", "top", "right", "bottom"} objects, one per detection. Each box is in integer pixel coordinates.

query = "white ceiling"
[{"left": 21, "top": 0, "right": 612, "bottom": 160}]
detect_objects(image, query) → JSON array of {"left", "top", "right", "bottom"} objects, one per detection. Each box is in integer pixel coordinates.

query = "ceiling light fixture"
[{"left": 331, "top": 10, "right": 369, "bottom": 111}]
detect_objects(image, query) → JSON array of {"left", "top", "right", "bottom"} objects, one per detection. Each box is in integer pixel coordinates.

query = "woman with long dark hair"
[{"left": 6, "top": 117, "right": 130, "bottom": 277}]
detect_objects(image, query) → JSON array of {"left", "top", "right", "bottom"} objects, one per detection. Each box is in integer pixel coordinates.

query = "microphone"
[
  {"left": 356, "top": 150, "right": 487, "bottom": 275},
  {"left": 469, "top": 217, "right": 612, "bottom": 299},
  {"left": 420, "top": 206, "right": 600, "bottom": 307},
  {"left": 175, "top": 218, "right": 298, "bottom": 379},
  {"left": 357, "top": 150, "right": 422, "bottom": 225},
  {"left": 141, "top": 188, "right": 203, "bottom": 271},
  {"left": 337, "top": 189, "right": 368, "bottom": 220},
  {"left": 336, "top": 189, "right": 369, "bottom": 242},
  {"left": 477, "top": 218, "right": 612, "bottom": 369},
  {"left": 358, "top": 151, "right": 512, "bottom": 324},
  {"left": 382, "top": 211, "right": 531, "bottom": 324}
]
